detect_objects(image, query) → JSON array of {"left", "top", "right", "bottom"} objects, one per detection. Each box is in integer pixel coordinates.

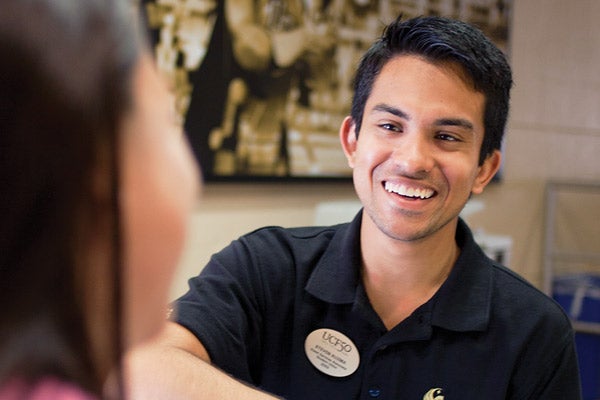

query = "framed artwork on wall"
[{"left": 142, "top": 0, "right": 511, "bottom": 182}]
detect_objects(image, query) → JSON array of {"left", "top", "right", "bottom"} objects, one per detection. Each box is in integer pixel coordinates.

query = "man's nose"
[{"left": 390, "top": 134, "right": 434, "bottom": 177}]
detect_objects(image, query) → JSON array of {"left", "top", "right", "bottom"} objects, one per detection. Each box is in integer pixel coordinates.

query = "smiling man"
[
  {"left": 340, "top": 53, "right": 501, "bottom": 332},
  {"left": 129, "top": 16, "right": 582, "bottom": 400}
]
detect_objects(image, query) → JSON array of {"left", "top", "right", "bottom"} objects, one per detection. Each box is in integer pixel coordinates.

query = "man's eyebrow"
[
  {"left": 372, "top": 103, "right": 410, "bottom": 120},
  {"left": 434, "top": 118, "right": 474, "bottom": 131},
  {"left": 371, "top": 103, "right": 475, "bottom": 131}
]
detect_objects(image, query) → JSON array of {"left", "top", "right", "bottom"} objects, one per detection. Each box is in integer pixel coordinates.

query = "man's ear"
[
  {"left": 339, "top": 116, "right": 358, "bottom": 168},
  {"left": 472, "top": 150, "right": 502, "bottom": 195}
]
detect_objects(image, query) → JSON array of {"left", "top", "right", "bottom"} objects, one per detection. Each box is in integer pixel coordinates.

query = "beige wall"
[
  {"left": 467, "top": 0, "right": 600, "bottom": 288},
  {"left": 171, "top": 0, "right": 600, "bottom": 299}
]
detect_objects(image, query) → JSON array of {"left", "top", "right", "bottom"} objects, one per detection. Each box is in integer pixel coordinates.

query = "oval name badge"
[{"left": 304, "top": 328, "right": 360, "bottom": 377}]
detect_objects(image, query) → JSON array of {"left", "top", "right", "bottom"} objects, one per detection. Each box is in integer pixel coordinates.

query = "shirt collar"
[
  {"left": 430, "top": 219, "right": 493, "bottom": 332},
  {"left": 305, "top": 213, "right": 493, "bottom": 332},
  {"left": 305, "top": 210, "right": 363, "bottom": 304}
]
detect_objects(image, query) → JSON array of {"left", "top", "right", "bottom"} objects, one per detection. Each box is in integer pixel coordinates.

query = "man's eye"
[
  {"left": 380, "top": 123, "right": 401, "bottom": 132},
  {"left": 437, "top": 133, "right": 459, "bottom": 142}
]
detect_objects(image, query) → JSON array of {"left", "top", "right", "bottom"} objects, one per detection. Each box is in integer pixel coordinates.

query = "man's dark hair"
[{"left": 351, "top": 15, "right": 513, "bottom": 164}]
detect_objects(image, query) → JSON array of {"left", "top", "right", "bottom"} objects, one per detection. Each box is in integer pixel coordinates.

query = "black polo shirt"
[{"left": 175, "top": 212, "right": 581, "bottom": 399}]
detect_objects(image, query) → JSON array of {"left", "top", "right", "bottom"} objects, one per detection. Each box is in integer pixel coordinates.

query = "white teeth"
[{"left": 384, "top": 182, "right": 434, "bottom": 199}]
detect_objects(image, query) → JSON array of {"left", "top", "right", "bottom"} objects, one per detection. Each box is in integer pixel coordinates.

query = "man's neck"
[{"left": 359, "top": 215, "right": 460, "bottom": 330}]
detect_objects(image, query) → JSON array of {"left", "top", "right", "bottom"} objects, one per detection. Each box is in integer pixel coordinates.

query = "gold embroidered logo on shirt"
[{"left": 423, "top": 388, "right": 444, "bottom": 400}]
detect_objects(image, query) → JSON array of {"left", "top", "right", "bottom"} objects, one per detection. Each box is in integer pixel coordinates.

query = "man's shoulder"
[
  {"left": 240, "top": 223, "right": 346, "bottom": 246},
  {"left": 490, "top": 263, "right": 572, "bottom": 328},
  {"left": 218, "top": 223, "right": 349, "bottom": 267}
]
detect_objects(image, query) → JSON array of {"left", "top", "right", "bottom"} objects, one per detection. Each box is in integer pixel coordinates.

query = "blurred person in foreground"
[
  {"left": 127, "top": 14, "right": 582, "bottom": 400},
  {"left": 0, "top": 0, "right": 277, "bottom": 399}
]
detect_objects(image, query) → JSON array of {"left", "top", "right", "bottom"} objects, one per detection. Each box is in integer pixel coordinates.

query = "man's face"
[{"left": 341, "top": 55, "right": 500, "bottom": 242}]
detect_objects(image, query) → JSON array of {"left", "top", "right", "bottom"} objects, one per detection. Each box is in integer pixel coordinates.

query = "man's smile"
[{"left": 383, "top": 181, "right": 436, "bottom": 200}]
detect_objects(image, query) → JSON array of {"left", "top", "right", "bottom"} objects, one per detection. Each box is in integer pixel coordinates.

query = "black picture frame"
[{"left": 142, "top": 0, "right": 511, "bottom": 182}]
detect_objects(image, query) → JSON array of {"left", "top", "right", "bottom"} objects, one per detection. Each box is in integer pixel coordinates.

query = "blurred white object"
[
  {"left": 314, "top": 200, "right": 362, "bottom": 225},
  {"left": 460, "top": 199, "right": 485, "bottom": 217},
  {"left": 474, "top": 230, "right": 513, "bottom": 266}
]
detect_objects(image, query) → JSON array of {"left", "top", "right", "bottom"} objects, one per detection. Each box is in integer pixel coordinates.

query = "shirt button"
[{"left": 368, "top": 388, "right": 381, "bottom": 397}]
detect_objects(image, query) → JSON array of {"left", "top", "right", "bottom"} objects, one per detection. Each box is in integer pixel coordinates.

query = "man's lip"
[{"left": 383, "top": 181, "right": 437, "bottom": 200}]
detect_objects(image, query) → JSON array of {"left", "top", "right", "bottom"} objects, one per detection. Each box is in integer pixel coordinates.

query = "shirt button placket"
[{"left": 363, "top": 344, "right": 389, "bottom": 399}]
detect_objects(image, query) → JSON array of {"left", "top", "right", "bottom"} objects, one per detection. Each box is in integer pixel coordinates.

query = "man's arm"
[{"left": 125, "top": 322, "right": 280, "bottom": 400}]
